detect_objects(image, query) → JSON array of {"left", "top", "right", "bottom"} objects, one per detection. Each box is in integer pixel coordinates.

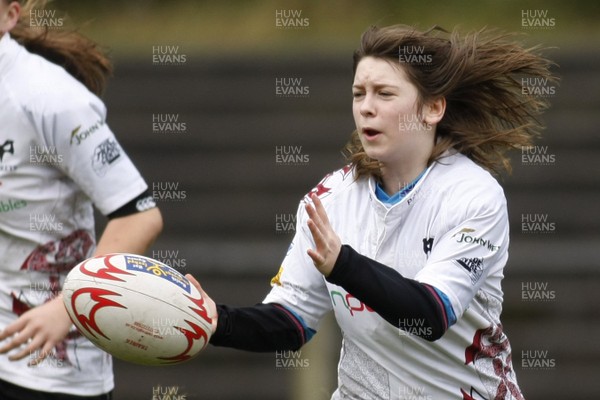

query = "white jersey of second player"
[
  {"left": 265, "top": 151, "right": 523, "bottom": 399},
  {"left": 0, "top": 33, "right": 147, "bottom": 396}
]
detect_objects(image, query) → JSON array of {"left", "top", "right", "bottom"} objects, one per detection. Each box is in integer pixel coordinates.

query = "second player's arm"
[{"left": 0, "top": 208, "right": 163, "bottom": 363}]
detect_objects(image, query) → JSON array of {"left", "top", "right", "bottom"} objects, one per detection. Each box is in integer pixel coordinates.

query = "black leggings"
[{"left": 0, "top": 378, "right": 113, "bottom": 400}]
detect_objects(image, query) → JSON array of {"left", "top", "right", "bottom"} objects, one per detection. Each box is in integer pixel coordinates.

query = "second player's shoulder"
[{"left": 7, "top": 41, "right": 100, "bottom": 116}]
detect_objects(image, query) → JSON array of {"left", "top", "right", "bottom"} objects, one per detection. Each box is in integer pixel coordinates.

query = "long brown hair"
[
  {"left": 7, "top": 0, "right": 112, "bottom": 96},
  {"left": 345, "top": 24, "right": 558, "bottom": 177}
]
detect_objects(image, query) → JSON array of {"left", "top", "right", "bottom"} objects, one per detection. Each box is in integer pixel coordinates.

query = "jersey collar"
[{"left": 368, "top": 164, "right": 433, "bottom": 220}]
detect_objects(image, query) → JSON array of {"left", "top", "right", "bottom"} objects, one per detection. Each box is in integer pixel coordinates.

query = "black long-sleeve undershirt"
[
  {"left": 209, "top": 303, "right": 308, "bottom": 351},
  {"left": 326, "top": 245, "right": 448, "bottom": 341},
  {"left": 209, "top": 245, "right": 449, "bottom": 351}
]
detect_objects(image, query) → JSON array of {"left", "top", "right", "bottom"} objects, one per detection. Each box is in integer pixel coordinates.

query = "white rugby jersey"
[
  {"left": 265, "top": 151, "right": 523, "bottom": 399},
  {"left": 0, "top": 33, "right": 147, "bottom": 395}
]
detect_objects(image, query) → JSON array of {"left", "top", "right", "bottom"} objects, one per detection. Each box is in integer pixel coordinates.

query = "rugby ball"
[{"left": 62, "top": 253, "right": 213, "bottom": 366}]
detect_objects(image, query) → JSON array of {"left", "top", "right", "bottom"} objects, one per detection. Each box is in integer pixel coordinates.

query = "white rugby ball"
[{"left": 62, "top": 253, "right": 213, "bottom": 366}]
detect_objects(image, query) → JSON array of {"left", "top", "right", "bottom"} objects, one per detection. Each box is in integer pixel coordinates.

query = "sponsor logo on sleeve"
[
  {"left": 452, "top": 228, "right": 500, "bottom": 252},
  {"left": 91, "top": 139, "right": 121, "bottom": 177},
  {"left": 454, "top": 257, "right": 484, "bottom": 285},
  {"left": 70, "top": 119, "right": 105, "bottom": 146}
]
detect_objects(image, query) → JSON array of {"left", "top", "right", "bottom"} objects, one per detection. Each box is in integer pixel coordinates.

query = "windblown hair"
[
  {"left": 7, "top": 0, "right": 112, "bottom": 95},
  {"left": 345, "top": 24, "right": 558, "bottom": 177}
]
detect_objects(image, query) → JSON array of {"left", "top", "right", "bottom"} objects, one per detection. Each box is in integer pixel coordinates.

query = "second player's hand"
[
  {"left": 306, "top": 193, "right": 341, "bottom": 277},
  {"left": 0, "top": 295, "right": 72, "bottom": 365}
]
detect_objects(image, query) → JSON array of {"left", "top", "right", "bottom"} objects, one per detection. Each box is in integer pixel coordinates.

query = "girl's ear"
[
  {"left": 422, "top": 97, "right": 446, "bottom": 126},
  {"left": 0, "top": 1, "right": 21, "bottom": 35}
]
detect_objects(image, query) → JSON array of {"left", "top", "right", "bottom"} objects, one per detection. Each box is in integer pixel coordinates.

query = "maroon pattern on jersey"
[
  {"left": 464, "top": 325, "right": 524, "bottom": 400},
  {"left": 11, "top": 229, "right": 94, "bottom": 365}
]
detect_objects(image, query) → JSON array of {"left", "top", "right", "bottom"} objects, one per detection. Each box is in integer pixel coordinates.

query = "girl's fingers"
[{"left": 311, "top": 194, "right": 330, "bottom": 225}]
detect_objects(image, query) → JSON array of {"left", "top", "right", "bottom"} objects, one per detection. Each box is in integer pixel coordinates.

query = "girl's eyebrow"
[{"left": 352, "top": 81, "right": 400, "bottom": 89}]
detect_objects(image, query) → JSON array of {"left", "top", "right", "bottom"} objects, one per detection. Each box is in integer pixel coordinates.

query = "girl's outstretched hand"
[{"left": 305, "top": 193, "right": 342, "bottom": 277}]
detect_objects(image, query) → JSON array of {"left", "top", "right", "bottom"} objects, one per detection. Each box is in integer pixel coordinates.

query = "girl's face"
[
  {"left": 0, "top": 1, "right": 20, "bottom": 36},
  {"left": 352, "top": 56, "right": 437, "bottom": 173}
]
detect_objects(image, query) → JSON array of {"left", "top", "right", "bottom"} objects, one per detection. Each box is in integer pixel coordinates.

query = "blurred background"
[{"left": 50, "top": 0, "right": 600, "bottom": 398}]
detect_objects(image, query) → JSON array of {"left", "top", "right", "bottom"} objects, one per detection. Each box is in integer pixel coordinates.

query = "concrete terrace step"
[
  {"left": 109, "top": 109, "right": 599, "bottom": 153},
  {"left": 146, "top": 189, "right": 600, "bottom": 237},
  {"left": 147, "top": 236, "right": 600, "bottom": 277},
  {"left": 104, "top": 50, "right": 600, "bottom": 110},
  {"left": 122, "top": 147, "right": 600, "bottom": 191}
]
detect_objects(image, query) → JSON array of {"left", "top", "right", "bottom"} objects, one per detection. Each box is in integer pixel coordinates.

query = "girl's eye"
[{"left": 352, "top": 92, "right": 364, "bottom": 98}]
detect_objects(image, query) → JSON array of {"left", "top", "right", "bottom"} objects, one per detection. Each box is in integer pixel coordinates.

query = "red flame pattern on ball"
[
  {"left": 79, "top": 254, "right": 134, "bottom": 282},
  {"left": 71, "top": 287, "right": 127, "bottom": 340}
]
